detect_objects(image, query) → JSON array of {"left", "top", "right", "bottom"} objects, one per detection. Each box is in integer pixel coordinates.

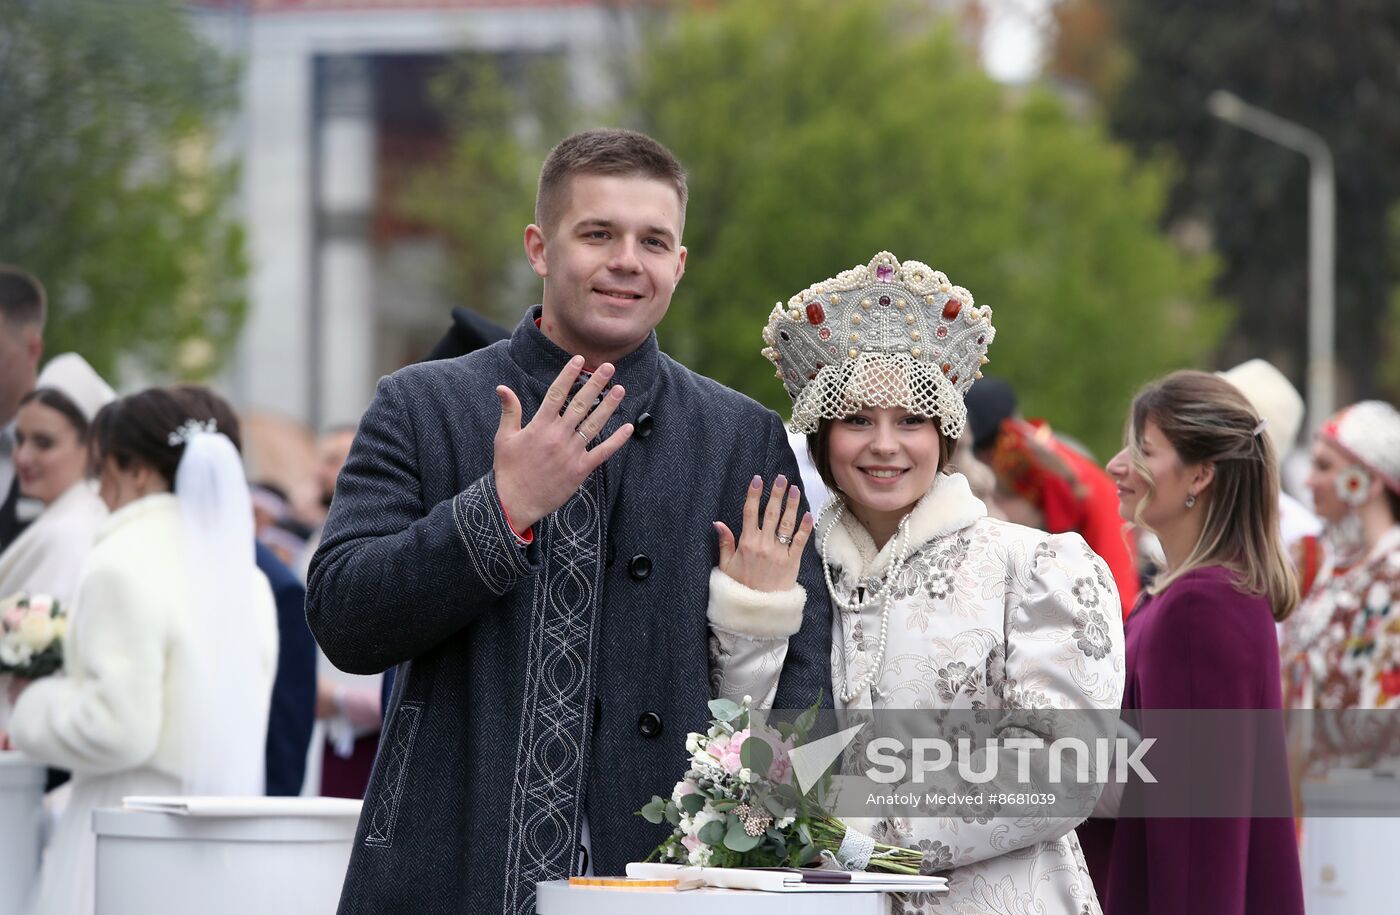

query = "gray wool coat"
[{"left": 307, "top": 308, "right": 833, "bottom": 915}]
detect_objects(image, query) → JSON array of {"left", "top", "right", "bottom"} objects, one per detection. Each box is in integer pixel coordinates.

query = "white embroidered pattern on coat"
[{"left": 501, "top": 480, "right": 602, "bottom": 915}]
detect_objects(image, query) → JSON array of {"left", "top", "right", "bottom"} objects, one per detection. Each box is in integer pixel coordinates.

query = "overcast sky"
[{"left": 980, "top": 0, "right": 1051, "bottom": 83}]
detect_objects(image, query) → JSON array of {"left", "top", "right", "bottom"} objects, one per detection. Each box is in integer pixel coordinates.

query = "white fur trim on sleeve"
[{"left": 707, "top": 567, "right": 806, "bottom": 639}]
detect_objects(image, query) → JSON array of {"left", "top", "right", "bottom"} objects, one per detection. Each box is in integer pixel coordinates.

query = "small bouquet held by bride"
[
  {"left": 0, "top": 592, "right": 67, "bottom": 680},
  {"left": 637, "top": 695, "right": 923, "bottom": 873}
]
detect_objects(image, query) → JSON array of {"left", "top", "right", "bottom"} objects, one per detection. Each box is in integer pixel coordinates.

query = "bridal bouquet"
[
  {"left": 637, "top": 695, "right": 923, "bottom": 873},
  {"left": 0, "top": 592, "right": 67, "bottom": 679}
]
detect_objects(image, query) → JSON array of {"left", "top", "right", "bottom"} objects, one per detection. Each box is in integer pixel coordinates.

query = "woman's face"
[
  {"left": 13, "top": 400, "right": 88, "bottom": 506},
  {"left": 828, "top": 407, "right": 942, "bottom": 529},
  {"left": 1106, "top": 417, "right": 1201, "bottom": 529},
  {"left": 1305, "top": 438, "right": 1361, "bottom": 524}
]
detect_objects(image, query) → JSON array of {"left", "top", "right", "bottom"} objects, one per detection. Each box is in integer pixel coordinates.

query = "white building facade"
[{"left": 193, "top": 1, "right": 636, "bottom": 429}]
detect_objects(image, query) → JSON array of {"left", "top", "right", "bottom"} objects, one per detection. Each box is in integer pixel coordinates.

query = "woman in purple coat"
[{"left": 1080, "top": 371, "right": 1303, "bottom": 914}]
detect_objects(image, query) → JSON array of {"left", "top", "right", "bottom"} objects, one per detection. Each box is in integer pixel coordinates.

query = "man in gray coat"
[{"left": 307, "top": 129, "right": 832, "bottom": 914}]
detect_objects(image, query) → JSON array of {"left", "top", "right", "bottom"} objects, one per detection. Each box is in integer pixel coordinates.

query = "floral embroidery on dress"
[
  {"left": 1071, "top": 577, "right": 1100, "bottom": 609},
  {"left": 918, "top": 838, "right": 955, "bottom": 874},
  {"left": 1071, "top": 608, "right": 1113, "bottom": 661},
  {"left": 1292, "top": 528, "right": 1400, "bottom": 711}
]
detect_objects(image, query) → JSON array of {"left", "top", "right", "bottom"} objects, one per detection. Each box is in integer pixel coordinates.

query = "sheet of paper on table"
[
  {"left": 626, "top": 862, "right": 948, "bottom": 893},
  {"left": 121, "top": 796, "right": 363, "bottom": 817}
]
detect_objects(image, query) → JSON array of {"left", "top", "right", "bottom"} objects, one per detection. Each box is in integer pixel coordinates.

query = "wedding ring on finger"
[
  {"left": 776, "top": 533, "right": 794, "bottom": 546},
  {"left": 576, "top": 429, "right": 590, "bottom": 443}
]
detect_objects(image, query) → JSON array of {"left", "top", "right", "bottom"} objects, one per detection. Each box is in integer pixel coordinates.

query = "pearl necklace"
[{"left": 819, "top": 500, "right": 914, "bottom": 704}]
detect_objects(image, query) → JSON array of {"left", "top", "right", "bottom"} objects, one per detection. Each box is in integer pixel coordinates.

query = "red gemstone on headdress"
[
  {"left": 941, "top": 363, "right": 951, "bottom": 375},
  {"left": 878, "top": 295, "right": 891, "bottom": 306},
  {"left": 950, "top": 374, "right": 959, "bottom": 384},
  {"left": 942, "top": 297, "right": 962, "bottom": 320},
  {"left": 876, "top": 263, "right": 895, "bottom": 282},
  {"left": 977, "top": 335, "right": 985, "bottom": 345},
  {"left": 818, "top": 327, "right": 832, "bottom": 340},
  {"left": 806, "top": 301, "right": 825, "bottom": 325}
]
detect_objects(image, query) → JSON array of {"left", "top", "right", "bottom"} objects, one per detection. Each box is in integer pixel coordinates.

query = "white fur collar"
[{"left": 817, "top": 472, "right": 987, "bottom": 579}]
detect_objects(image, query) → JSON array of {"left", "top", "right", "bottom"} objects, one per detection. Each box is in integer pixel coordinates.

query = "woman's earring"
[
  {"left": 1184, "top": 492, "right": 1197, "bottom": 509},
  {"left": 1336, "top": 466, "right": 1372, "bottom": 508}
]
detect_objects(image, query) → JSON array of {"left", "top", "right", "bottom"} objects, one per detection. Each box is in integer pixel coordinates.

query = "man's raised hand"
[{"left": 493, "top": 356, "right": 633, "bottom": 534}]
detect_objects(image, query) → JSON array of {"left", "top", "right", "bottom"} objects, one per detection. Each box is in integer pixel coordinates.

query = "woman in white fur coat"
[
  {"left": 706, "top": 253, "right": 1125, "bottom": 915},
  {"left": 5, "top": 388, "right": 278, "bottom": 915},
  {"left": 0, "top": 354, "right": 115, "bottom": 612}
]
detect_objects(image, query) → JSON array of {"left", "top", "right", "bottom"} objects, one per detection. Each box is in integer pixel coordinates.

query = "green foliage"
[
  {"left": 628, "top": 0, "right": 1222, "bottom": 457},
  {"left": 398, "top": 52, "right": 568, "bottom": 328},
  {"left": 0, "top": 0, "right": 247, "bottom": 380},
  {"left": 1105, "top": 0, "right": 1400, "bottom": 404}
]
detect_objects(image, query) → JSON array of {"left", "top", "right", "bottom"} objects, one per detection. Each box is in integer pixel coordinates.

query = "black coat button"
[
  {"left": 635, "top": 412, "right": 654, "bottom": 439},
  {"left": 637, "top": 711, "right": 663, "bottom": 738},
  {"left": 628, "top": 554, "right": 652, "bottom": 580}
]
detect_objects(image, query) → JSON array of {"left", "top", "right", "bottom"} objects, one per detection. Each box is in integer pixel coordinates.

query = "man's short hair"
[
  {"left": 0, "top": 266, "right": 47, "bottom": 331},
  {"left": 535, "top": 128, "right": 688, "bottom": 236}
]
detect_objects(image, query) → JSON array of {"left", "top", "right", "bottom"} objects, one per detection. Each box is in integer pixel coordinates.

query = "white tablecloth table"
[
  {"left": 536, "top": 880, "right": 890, "bottom": 914},
  {"left": 94, "top": 797, "right": 362, "bottom": 915},
  {"left": 0, "top": 752, "right": 45, "bottom": 915},
  {"left": 1302, "top": 776, "right": 1400, "bottom": 915}
]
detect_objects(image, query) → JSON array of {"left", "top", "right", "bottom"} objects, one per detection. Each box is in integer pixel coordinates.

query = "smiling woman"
[
  {"left": 0, "top": 353, "right": 115, "bottom": 613},
  {"left": 705, "top": 251, "right": 1125, "bottom": 914}
]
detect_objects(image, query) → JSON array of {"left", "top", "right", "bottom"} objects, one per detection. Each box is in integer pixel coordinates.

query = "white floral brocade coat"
[{"left": 710, "top": 472, "right": 1125, "bottom": 915}]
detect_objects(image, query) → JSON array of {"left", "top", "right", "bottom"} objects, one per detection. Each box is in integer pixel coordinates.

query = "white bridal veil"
[{"left": 174, "top": 428, "right": 267, "bottom": 797}]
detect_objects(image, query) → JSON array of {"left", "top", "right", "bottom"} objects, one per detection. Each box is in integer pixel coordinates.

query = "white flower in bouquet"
[
  {"left": 16, "top": 613, "right": 56, "bottom": 652},
  {"left": 1, "top": 638, "right": 34, "bottom": 667}
]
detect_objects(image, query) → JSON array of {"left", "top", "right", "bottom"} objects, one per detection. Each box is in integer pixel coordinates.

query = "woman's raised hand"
[{"left": 714, "top": 475, "right": 814, "bottom": 592}]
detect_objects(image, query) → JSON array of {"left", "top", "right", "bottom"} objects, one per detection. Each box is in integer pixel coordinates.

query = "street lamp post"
[{"left": 1207, "top": 90, "right": 1336, "bottom": 432}]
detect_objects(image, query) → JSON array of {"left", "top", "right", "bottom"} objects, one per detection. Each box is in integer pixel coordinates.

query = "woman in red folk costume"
[{"left": 1281, "top": 400, "right": 1400, "bottom": 711}]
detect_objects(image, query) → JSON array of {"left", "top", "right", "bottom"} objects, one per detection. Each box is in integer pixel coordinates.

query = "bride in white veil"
[{"left": 6, "top": 388, "right": 278, "bottom": 915}]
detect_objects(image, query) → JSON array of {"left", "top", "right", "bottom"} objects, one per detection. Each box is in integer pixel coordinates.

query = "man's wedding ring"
[
  {"left": 777, "top": 533, "right": 794, "bottom": 546},
  {"left": 576, "top": 430, "right": 589, "bottom": 443}
]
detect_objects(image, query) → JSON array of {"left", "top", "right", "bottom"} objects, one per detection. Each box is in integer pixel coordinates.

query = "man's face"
[
  {"left": 0, "top": 316, "right": 42, "bottom": 427},
  {"left": 525, "top": 173, "right": 686, "bottom": 365}
]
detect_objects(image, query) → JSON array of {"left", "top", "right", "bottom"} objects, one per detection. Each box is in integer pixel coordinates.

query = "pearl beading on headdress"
[
  {"left": 168, "top": 418, "right": 218, "bottom": 447},
  {"left": 762, "top": 251, "right": 995, "bottom": 438}
]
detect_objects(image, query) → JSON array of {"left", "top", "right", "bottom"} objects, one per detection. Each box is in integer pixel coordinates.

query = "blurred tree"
[
  {"left": 397, "top": 52, "right": 569, "bottom": 330},
  {"left": 0, "top": 0, "right": 246, "bottom": 381},
  {"left": 1098, "top": 0, "right": 1400, "bottom": 405},
  {"left": 1044, "top": 0, "right": 1131, "bottom": 100},
  {"left": 625, "top": 0, "right": 1221, "bottom": 458}
]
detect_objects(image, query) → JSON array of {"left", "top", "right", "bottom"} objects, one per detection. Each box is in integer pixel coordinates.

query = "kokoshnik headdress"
[{"left": 762, "top": 251, "right": 995, "bottom": 438}]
